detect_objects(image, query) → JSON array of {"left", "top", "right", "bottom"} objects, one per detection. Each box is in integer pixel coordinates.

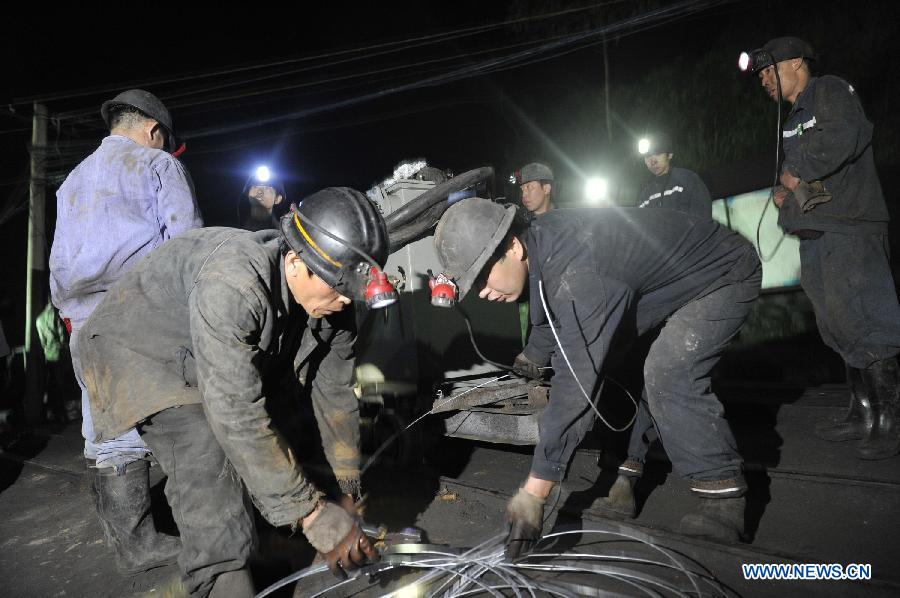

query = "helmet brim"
[{"left": 452, "top": 205, "right": 516, "bottom": 301}]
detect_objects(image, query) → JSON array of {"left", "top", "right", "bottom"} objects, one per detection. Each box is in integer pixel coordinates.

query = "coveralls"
[
  {"left": 49, "top": 135, "right": 202, "bottom": 467},
  {"left": 79, "top": 228, "right": 361, "bottom": 596},
  {"left": 636, "top": 166, "right": 712, "bottom": 219},
  {"left": 629, "top": 166, "right": 714, "bottom": 471},
  {"left": 521, "top": 208, "right": 761, "bottom": 495},
  {"left": 777, "top": 76, "right": 900, "bottom": 367}
]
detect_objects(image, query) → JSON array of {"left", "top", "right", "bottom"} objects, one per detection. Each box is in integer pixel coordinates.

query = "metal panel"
[{"left": 358, "top": 181, "right": 522, "bottom": 391}]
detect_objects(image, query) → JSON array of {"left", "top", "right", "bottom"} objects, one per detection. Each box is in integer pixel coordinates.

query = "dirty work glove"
[
  {"left": 791, "top": 180, "right": 832, "bottom": 212},
  {"left": 303, "top": 501, "right": 380, "bottom": 578},
  {"left": 512, "top": 353, "right": 543, "bottom": 380},
  {"left": 505, "top": 487, "right": 545, "bottom": 560}
]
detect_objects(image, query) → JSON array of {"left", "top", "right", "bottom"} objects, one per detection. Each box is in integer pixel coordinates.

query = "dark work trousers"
[
  {"left": 625, "top": 393, "right": 655, "bottom": 471},
  {"left": 621, "top": 327, "right": 663, "bottom": 473},
  {"left": 799, "top": 232, "right": 900, "bottom": 369},
  {"left": 138, "top": 404, "right": 256, "bottom": 597},
  {"left": 642, "top": 267, "right": 761, "bottom": 487}
]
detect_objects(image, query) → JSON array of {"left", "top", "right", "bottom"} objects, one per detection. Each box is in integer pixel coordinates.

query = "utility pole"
[
  {"left": 603, "top": 38, "right": 612, "bottom": 145},
  {"left": 24, "top": 103, "right": 48, "bottom": 426}
]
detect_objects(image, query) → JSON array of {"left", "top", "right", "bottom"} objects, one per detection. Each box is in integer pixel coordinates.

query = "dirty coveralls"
[
  {"left": 78, "top": 228, "right": 361, "bottom": 596},
  {"left": 777, "top": 75, "right": 900, "bottom": 367},
  {"left": 628, "top": 166, "right": 715, "bottom": 472},
  {"left": 521, "top": 208, "right": 761, "bottom": 496},
  {"left": 49, "top": 135, "right": 203, "bottom": 468}
]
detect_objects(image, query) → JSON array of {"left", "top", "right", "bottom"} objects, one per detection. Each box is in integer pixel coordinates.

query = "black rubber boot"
[
  {"left": 594, "top": 474, "right": 637, "bottom": 519},
  {"left": 89, "top": 459, "right": 182, "bottom": 575},
  {"left": 815, "top": 365, "right": 873, "bottom": 442},
  {"left": 679, "top": 496, "right": 745, "bottom": 543},
  {"left": 857, "top": 358, "right": 900, "bottom": 460}
]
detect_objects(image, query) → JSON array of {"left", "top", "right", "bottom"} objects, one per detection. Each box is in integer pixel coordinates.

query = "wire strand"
[{"left": 538, "top": 280, "right": 637, "bottom": 432}]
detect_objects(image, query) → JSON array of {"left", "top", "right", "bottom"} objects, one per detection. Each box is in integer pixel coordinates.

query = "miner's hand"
[
  {"left": 512, "top": 353, "right": 543, "bottom": 380},
  {"left": 302, "top": 501, "right": 380, "bottom": 578},
  {"left": 504, "top": 487, "right": 545, "bottom": 560}
]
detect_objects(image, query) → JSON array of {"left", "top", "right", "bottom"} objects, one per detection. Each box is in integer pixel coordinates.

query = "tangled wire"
[{"left": 256, "top": 520, "right": 733, "bottom": 597}]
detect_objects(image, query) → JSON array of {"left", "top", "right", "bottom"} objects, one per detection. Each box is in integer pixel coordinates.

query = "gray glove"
[
  {"left": 512, "top": 353, "right": 543, "bottom": 380},
  {"left": 505, "top": 487, "right": 545, "bottom": 560}
]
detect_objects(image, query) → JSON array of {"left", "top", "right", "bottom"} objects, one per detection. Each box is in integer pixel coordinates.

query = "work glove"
[
  {"left": 512, "top": 353, "right": 543, "bottom": 380},
  {"left": 504, "top": 487, "right": 545, "bottom": 560},
  {"left": 302, "top": 501, "right": 380, "bottom": 578},
  {"left": 791, "top": 180, "right": 832, "bottom": 212}
]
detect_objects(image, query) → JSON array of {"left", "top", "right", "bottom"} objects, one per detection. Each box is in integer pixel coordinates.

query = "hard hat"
[
  {"left": 100, "top": 89, "right": 178, "bottom": 153},
  {"left": 279, "top": 187, "right": 390, "bottom": 302},
  {"left": 433, "top": 197, "right": 516, "bottom": 301},
  {"left": 739, "top": 37, "right": 816, "bottom": 73},
  {"left": 241, "top": 166, "right": 287, "bottom": 203},
  {"left": 638, "top": 133, "right": 673, "bottom": 156},
  {"left": 514, "top": 163, "right": 554, "bottom": 185}
]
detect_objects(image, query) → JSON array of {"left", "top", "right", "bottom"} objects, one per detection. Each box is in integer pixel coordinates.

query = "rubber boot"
[
  {"left": 679, "top": 496, "right": 745, "bottom": 543},
  {"left": 857, "top": 358, "right": 900, "bottom": 460},
  {"left": 89, "top": 459, "right": 182, "bottom": 575},
  {"left": 815, "top": 365, "right": 873, "bottom": 442},
  {"left": 211, "top": 568, "right": 255, "bottom": 598},
  {"left": 594, "top": 474, "right": 637, "bottom": 519}
]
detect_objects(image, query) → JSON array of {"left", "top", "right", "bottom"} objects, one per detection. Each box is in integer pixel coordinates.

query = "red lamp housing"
[
  {"left": 364, "top": 267, "right": 398, "bottom": 309},
  {"left": 429, "top": 272, "right": 458, "bottom": 308}
]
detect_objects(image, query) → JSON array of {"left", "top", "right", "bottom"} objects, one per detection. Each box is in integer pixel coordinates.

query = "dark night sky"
[{"left": 2, "top": 0, "right": 898, "bottom": 344}]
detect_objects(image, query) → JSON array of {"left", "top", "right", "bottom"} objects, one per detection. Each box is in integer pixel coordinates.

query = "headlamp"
[
  {"left": 364, "top": 267, "right": 398, "bottom": 309},
  {"left": 255, "top": 165, "right": 272, "bottom": 183},
  {"left": 738, "top": 49, "right": 772, "bottom": 73},
  {"left": 637, "top": 138, "right": 651, "bottom": 156},
  {"left": 428, "top": 272, "right": 458, "bottom": 308}
]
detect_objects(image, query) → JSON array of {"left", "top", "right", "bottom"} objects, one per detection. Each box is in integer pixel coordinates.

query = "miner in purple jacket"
[{"left": 49, "top": 89, "right": 203, "bottom": 574}]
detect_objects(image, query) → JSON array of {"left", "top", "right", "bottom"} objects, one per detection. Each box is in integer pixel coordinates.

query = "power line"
[
  {"left": 10, "top": 0, "right": 729, "bottom": 152},
  {"left": 181, "top": 0, "right": 727, "bottom": 141},
  {"left": 13, "top": 1, "right": 628, "bottom": 106},
  {"left": 54, "top": 30, "right": 577, "bottom": 130},
  {"left": 58, "top": 40, "right": 536, "bottom": 121},
  {"left": 185, "top": 97, "right": 496, "bottom": 155}
]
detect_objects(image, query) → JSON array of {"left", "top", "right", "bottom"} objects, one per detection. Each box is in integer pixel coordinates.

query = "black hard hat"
[
  {"left": 100, "top": 89, "right": 178, "bottom": 152},
  {"left": 241, "top": 166, "right": 287, "bottom": 203},
  {"left": 239, "top": 166, "right": 287, "bottom": 225},
  {"left": 279, "top": 187, "right": 389, "bottom": 301},
  {"left": 745, "top": 37, "right": 816, "bottom": 73},
  {"left": 433, "top": 197, "right": 516, "bottom": 301},
  {"left": 638, "top": 133, "right": 673, "bottom": 156}
]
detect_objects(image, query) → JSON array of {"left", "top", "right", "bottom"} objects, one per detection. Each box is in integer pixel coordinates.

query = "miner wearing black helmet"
[
  {"left": 239, "top": 166, "right": 286, "bottom": 231},
  {"left": 435, "top": 197, "right": 762, "bottom": 551},
  {"left": 744, "top": 36, "right": 900, "bottom": 460},
  {"left": 77, "top": 188, "right": 388, "bottom": 596},
  {"left": 635, "top": 133, "right": 712, "bottom": 218}
]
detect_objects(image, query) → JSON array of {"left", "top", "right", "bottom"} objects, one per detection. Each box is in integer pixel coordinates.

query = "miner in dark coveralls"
[
  {"left": 78, "top": 188, "right": 383, "bottom": 597},
  {"left": 598, "top": 132, "right": 717, "bottom": 519},
  {"left": 747, "top": 36, "right": 900, "bottom": 460},
  {"left": 635, "top": 132, "right": 712, "bottom": 219},
  {"left": 434, "top": 197, "right": 762, "bottom": 551}
]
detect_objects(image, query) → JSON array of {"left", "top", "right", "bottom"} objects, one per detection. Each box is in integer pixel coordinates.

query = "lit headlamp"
[
  {"left": 254, "top": 165, "right": 272, "bottom": 183},
  {"left": 738, "top": 49, "right": 773, "bottom": 73}
]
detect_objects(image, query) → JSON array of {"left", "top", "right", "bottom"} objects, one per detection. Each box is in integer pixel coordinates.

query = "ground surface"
[{"left": 1, "top": 382, "right": 898, "bottom": 597}]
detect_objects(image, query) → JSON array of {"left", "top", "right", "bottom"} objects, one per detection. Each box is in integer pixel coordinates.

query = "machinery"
[{"left": 355, "top": 163, "right": 548, "bottom": 464}]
